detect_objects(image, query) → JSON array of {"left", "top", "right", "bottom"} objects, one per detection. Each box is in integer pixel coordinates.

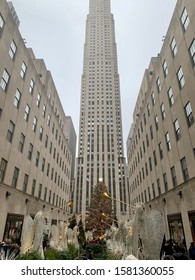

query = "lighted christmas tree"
[
  {"left": 78, "top": 219, "right": 86, "bottom": 246},
  {"left": 85, "top": 180, "right": 113, "bottom": 237}
]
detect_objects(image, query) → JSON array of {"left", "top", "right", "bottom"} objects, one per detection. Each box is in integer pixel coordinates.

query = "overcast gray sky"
[{"left": 11, "top": 0, "right": 177, "bottom": 155}]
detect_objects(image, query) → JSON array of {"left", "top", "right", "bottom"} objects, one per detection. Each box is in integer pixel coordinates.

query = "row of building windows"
[
  {"left": 130, "top": 156, "right": 189, "bottom": 205},
  {"left": 0, "top": 70, "right": 67, "bottom": 146},
  {"left": 0, "top": 65, "right": 71, "bottom": 163},
  {"left": 5, "top": 118, "right": 71, "bottom": 179},
  {"left": 133, "top": 7, "right": 194, "bottom": 133},
  {"left": 0, "top": 13, "right": 65, "bottom": 132},
  {"left": 129, "top": 98, "right": 194, "bottom": 161},
  {"left": 155, "top": 8, "right": 193, "bottom": 94},
  {"left": 0, "top": 157, "right": 70, "bottom": 202}
]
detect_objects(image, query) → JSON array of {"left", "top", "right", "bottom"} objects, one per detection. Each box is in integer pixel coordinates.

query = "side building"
[
  {"left": 0, "top": 0, "right": 75, "bottom": 244},
  {"left": 127, "top": 0, "right": 195, "bottom": 249}
]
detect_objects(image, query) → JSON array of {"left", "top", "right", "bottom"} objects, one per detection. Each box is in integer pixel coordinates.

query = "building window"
[
  {"left": 150, "top": 125, "right": 153, "bottom": 140},
  {"left": 173, "top": 119, "right": 181, "bottom": 141},
  {"left": 6, "top": 120, "right": 15, "bottom": 143},
  {"left": 11, "top": 167, "right": 19, "bottom": 188},
  {"left": 160, "top": 103, "right": 166, "bottom": 120},
  {"left": 48, "top": 190, "right": 51, "bottom": 204},
  {"left": 39, "top": 126, "right": 43, "bottom": 141},
  {"left": 31, "top": 179, "right": 36, "bottom": 196},
  {"left": 180, "top": 157, "right": 189, "bottom": 182},
  {"left": 144, "top": 190, "right": 147, "bottom": 203},
  {"left": 159, "top": 142, "right": 163, "bottom": 159},
  {"left": 49, "top": 142, "right": 52, "bottom": 154},
  {"left": 52, "top": 193, "right": 55, "bottom": 205},
  {"left": 180, "top": 7, "right": 190, "bottom": 31},
  {"left": 42, "top": 158, "right": 45, "bottom": 172},
  {"left": 184, "top": 102, "right": 194, "bottom": 127},
  {"left": 163, "top": 173, "right": 168, "bottom": 192},
  {"left": 0, "top": 13, "right": 5, "bottom": 32},
  {"left": 153, "top": 150, "right": 157, "bottom": 166},
  {"left": 146, "top": 134, "right": 149, "bottom": 147},
  {"left": 44, "top": 187, "right": 47, "bottom": 202},
  {"left": 47, "top": 114, "right": 51, "bottom": 126},
  {"left": 55, "top": 129, "right": 58, "bottom": 140},
  {"left": 156, "top": 77, "right": 161, "bottom": 92},
  {"left": 157, "top": 179, "right": 161, "bottom": 195},
  {"left": 20, "top": 62, "right": 27, "bottom": 79},
  {"left": 163, "top": 59, "right": 168, "bottom": 77},
  {"left": 151, "top": 91, "right": 155, "bottom": 105},
  {"left": 147, "top": 103, "right": 151, "bottom": 116},
  {"left": 24, "top": 104, "right": 30, "bottom": 121},
  {"left": 0, "top": 69, "right": 10, "bottom": 92},
  {"left": 145, "top": 162, "right": 148, "bottom": 176},
  {"left": 42, "top": 104, "right": 46, "bottom": 117},
  {"left": 32, "top": 116, "right": 37, "bottom": 132},
  {"left": 18, "top": 133, "right": 25, "bottom": 153},
  {"left": 38, "top": 184, "right": 42, "bottom": 199},
  {"left": 29, "top": 79, "right": 35, "bottom": 95},
  {"left": 36, "top": 93, "right": 41, "bottom": 107},
  {"left": 13, "top": 89, "right": 21, "bottom": 109},
  {"left": 35, "top": 151, "right": 40, "bottom": 167},
  {"left": 167, "top": 87, "right": 174, "bottom": 106},
  {"left": 154, "top": 115, "right": 159, "bottom": 131},
  {"left": 177, "top": 66, "right": 185, "bottom": 88},
  {"left": 149, "top": 157, "right": 152, "bottom": 172},
  {"left": 46, "top": 163, "right": 50, "bottom": 177},
  {"left": 189, "top": 39, "right": 195, "bottom": 66},
  {"left": 171, "top": 37, "right": 177, "bottom": 57},
  {"left": 152, "top": 183, "right": 156, "bottom": 198},
  {"left": 45, "top": 135, "right": 48, "bottom": 148},
  {"left": 23, "top": 174, "right": 29, "bottom": 192},
  {"left": 9, "top": 40, "right": 17, "bottom": 60},
  {"left": 28, "top": 143, "right": 33, "bottom": 161},
  {"left": 171, "top": 166, "right": 177, "bottom": 187},
  {"left": 148, "top": 186, "right": 151, "bottom": 201},
  {"left": 165, "top": 132, "right": 171, "bottom": 151},
  {"left": 0, "top": 158, "right": 7, "bottom": 183}
]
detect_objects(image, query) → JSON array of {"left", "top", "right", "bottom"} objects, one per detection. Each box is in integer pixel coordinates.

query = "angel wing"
[
  {"left": 20, "top": 215, "right": 35, "bottom": 254},
  {"left": 32, "top": 211, "right": 46, "bottom": 254},
  {"left": 141, "top": 210, "right": 164, "bottom": 260}
]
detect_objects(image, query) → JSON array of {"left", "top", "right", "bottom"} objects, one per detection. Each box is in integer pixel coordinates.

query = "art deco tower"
[{"left": 74, "top": 0, "right": 127, "bottom": 219}]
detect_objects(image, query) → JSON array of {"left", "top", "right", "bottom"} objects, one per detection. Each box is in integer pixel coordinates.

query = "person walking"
[{"left": 189, "top": 242, "right": 195, "bottom": 260}]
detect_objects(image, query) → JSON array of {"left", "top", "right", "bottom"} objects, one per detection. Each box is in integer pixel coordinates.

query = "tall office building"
[
  {"left": 126, "top": 0, "right": 195, "bottom": 248},
  {"left": 74, "top": 0, "right": 127, "bottom": 219}
]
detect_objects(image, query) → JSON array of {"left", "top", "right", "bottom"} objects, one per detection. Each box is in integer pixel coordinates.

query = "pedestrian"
[
  {"left": 189, "top": 242, "right": 195, "bottom": 260},
  {"left": 164, "top": 239, "right": 173, "bottom": 256}
]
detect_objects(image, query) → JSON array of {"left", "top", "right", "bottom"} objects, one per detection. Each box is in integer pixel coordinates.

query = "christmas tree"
[
  {"left": 78, "top": 219, "right": 86, "bottom": 247},
  {"left": 85, "top": 180, "right": 113, "bottom": 237}
]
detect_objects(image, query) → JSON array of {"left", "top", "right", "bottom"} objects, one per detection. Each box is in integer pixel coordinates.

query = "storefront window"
[
  {"left": 168, "top": 214, "right": 186, "bottom": 248},
  {"left": 188, "top": 211, "right": 195, "bottom": 244},
  {"left": 3, "top": 213, "right": 24, "bottom": 246}
]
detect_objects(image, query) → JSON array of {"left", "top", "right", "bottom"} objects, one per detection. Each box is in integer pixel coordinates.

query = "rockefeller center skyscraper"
[{"left": 74, "top": 0, "right": 127, "bottom": 219}]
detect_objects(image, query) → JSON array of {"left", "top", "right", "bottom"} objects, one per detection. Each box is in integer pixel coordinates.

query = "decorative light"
[
  {"left": 67, "top": 200, "right": 73, "bottom": 208},
  {"left": 103, "top": 192, "right": 109, "bottom": 198}
]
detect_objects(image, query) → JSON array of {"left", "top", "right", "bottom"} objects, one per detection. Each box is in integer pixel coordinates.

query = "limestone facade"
[
  {"left": 0, "top": 0, "right": 75, "bottom": 243},
  {"left": 126, "top": 0, "right": 195, "bottom": 249}
]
